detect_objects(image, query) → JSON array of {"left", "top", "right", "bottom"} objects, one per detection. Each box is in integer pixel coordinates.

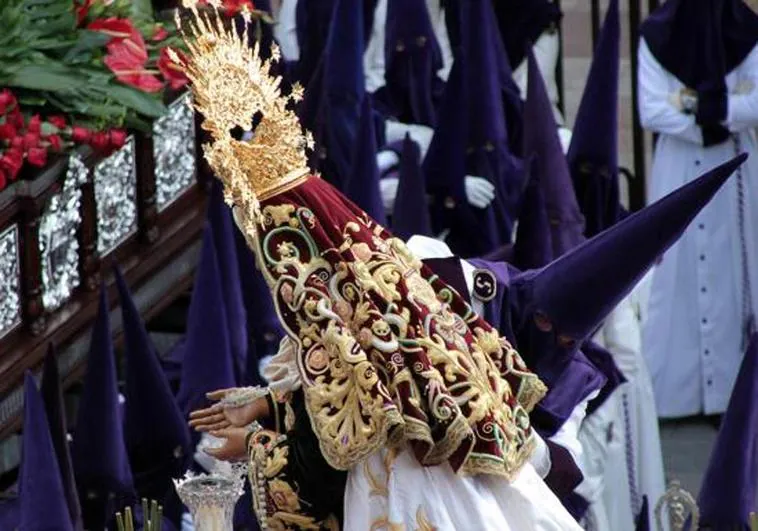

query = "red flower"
[
  {"left": 26, "top": 147, "right": 48, "bottom": 168},
  {"left": 75, "top": 0, "right": 94, "bottom": 26},
  {"left": 90, "top": 131, "right": 110, "bottom": 152},
  {"left": 8, "top": 109, "right": 23, "bottom": 129},
  {"left": 0, "top": 90, "right": 16, "bottom": 116},
  {"left": 222, "top": 0, "right": 255, "bottom": 15},
  {"left": 27, "top": 114, "right": 41, "bottom": 134},
  {"left": 103, "top": 28, "right": 164, "bottom": 92},
  {"left": 87, "top": 18, "right": 135, "bottom": 41},
  {"left": 48, "top": 115, "right": 67, "bottom": 130},
  {"left": 152, "top": 25, "right": 169, "bottom": 41},
  {"left": 10, "top": 137, "right": 23, "bottom": 150},
  {"left": 23, "top": 132, "right": 40, "bottom": 151},
  {"left": 108, "top": 129, "right": 127, "bottom": 149},
  {"left": 0, "top": 168, "right": 7, "bottom": 191},
  {"left": 71, "top": 126, "right": 92, "bottom": 144},
  {"left": 47, "top": 135, "right": 63, "bottom": 152},
  {"left": 0, "top": 123, "right": 17, "bottom": 141},
  {"left": 0, "top": 148, "right": 23, "bottom": 179},
  {"left": 157, "top": 47, "right": 189, "bottom": 90}
]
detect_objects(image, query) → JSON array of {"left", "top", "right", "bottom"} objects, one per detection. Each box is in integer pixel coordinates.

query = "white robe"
[{"left": 638, "top": 39, "right": 758, "bottom": 418}]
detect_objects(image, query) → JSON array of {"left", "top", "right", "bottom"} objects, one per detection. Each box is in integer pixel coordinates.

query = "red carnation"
[
  {"left": 8, "top": 109, "right": 23, "bottom": 129},
  {"left": 27, "top": 114, "right": 41, "bottom": 134},
  {"left": 0, "top": 123, "right": 17, "bottom": 141},
  {"left": 48, "top": 116, "right": 67, "bottom": 130},
  {"left": 0, "top": 148, "right": 24, "bottom": 180},
  {"left": 26, "top": 147, "right": 48, "bottom": 168},
  {"left": 10, "top": 137, "right": 23, "bottom": 150},
  {"left": 109, "top": 129, "right": 127, "bottom": 149},
  {"left": 0, "top": 90, "right": 15, "bottom": 116},
  {"left": 23, "top": 132, "right": 40, "bottom": 150},
  {"left": 90, "top": 131, "right": 110, "bottom": 152},
  {"left": 75, "top": 0, "right": 93, "bottom": 26},
  {"left": 157, "top": 47, "right": 189, "bottom": 90},
  {"left": 71, "top": 126, "right": 92, "bottom": 144},
  {"left": 47, "top": 135, "right": 63, "bottom": 152}
]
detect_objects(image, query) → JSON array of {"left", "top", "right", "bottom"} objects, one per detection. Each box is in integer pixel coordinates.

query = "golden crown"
[{"left": 170, "top": 2, "right": 314, "bottom": 228}]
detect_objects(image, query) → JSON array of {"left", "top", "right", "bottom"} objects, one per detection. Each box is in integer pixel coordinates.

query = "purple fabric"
[
  {"left": 543, "top": 440, "right": 584, "bottom": 499},
  {"left": 392, "top": 134, "right": 433, "bottom": 240},
  {"left": 423, "top": 257, "right": 470, "bottom": 304},
  {"left": 697, "top": 332, "right": 758, "bottom": 529},
  {"left": 491, "top": 0, "right": 562, "bottom": 70},
  {"left": 20, "top": 372, "right": 74, "bottom": 531},
  {"left": 41, "top": 346, "right": 84, "bottom": 531},
  {"left": 207, "top": 181, "right": 247, "bottom": 385},
  {"left": 177, "top": 223, "right": 237, "bottom": 417},
  {"left": 0, "top": 496, "right": 19, "bottom": 530},
  {"left": 381, "top": 0, "right": 444, "bottom": 126},
  {"left": 523, "top": 154, "right": 746, "bottom": 342},
  {"left": 346, "top": 96, "right": 387, "bottom": 225},
  {"left": 566, "top": 0, "right": 622, "bottom": 238},
  {"left": 71, "top": 285, "right": 134, "bottom": 500},
  {"left": 636, "top": 496, "right": 651, "bottom": 531},
  {"left": 512, "top": 164, "right": 552, "bottom": 270},
  {"left": 523, "top": 49, "right": 585, "bottom": 258},
  {"left": 114, "top": 266, "right": 191, "bottom": 518},
  {"left": 562, "top": 491, "right": 590, "bottom": 523},
  {"left": 640, "top": 0, "right": 758, "bottom": 91}
]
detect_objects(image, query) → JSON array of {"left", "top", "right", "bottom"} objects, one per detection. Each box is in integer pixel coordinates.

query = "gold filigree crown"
[{"left": 171, "top": 2, "right": 314, "bottom": 221}]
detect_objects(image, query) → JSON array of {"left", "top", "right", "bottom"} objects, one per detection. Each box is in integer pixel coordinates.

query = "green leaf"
[
  {"left": 5, "top": 63, "right": 85, "bottom": 92},
  {"left": 101, "top": 84, "right": 167, "bottom": 118},
  {"left": 62, "top": 30, "right": 110, "bottom": 62},
  {"left": 129, "top": 0, "right": 155, "bottom": 25}
]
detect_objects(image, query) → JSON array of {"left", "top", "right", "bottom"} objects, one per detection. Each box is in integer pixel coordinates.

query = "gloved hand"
[
  {"left": 380, "top": 176, "right": 399, "bottom": 213},
  {"left": 464, "top": 175, "right": 496, "bottom": 208},
  {"left": 376, "top": 150, "right": 400, "bottom": 174}
]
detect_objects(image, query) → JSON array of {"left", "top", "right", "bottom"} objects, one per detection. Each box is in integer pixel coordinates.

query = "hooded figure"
[
  {"left": 41, "top": 346, "right": 84, "bottom": 531},
  {"left": 697, "top": 331, "right": 758, "bottom": 529},
  {"left": 19, "top": 372, "right": 74, "bottom": 531},
  {"left": 566, "top": 0, "right": 622, "bottom": 239},
  {"left": 115, "top": 267, "right": 191, "bottom": 526},
  {"left": 638, "top": 0, "right": 758, "bottom": 418},
  {"left": 71, "top": 285, "right": 135, "bottom": 530},
  {"left": 391, "top": 134, "right": 433, "bottom": 240}
]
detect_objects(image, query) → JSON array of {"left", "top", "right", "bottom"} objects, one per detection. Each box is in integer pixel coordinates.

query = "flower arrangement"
[{"left": 0, "top": 0, "right": 190, "bottom": 189}]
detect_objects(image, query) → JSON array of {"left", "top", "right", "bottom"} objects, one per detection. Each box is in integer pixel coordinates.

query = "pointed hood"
[
  {"left": 698, "top": 331, "right": 758, "bottom": 528},
  {"left": 514, "top": 154, "right": 746, "bottom": 344},
  {"left": 512, "top": 160, "right": 553, "bottom": 270},
  {"left": 71, "top": 285, "right": 134, "bottom": 497},
  {"left": 305, "top": 0, "right": 366, "bottom": 190},
  {"left": 114, "top": 266, "right": 191, "bottom": 493},
  {"left": 41, "top": 345, "right": 83, "bottom": 531},
  {"left": 177, "top": 222, "right": 237, "bottom": 416},
  {"left": 491, "top": 0, "right": 562, "bottom": 70},
  {"left": 346, "top": 96, "right": 387, "bottom": 225},
  {"left": 383, "top": 0, "right": 444, "bottom": 126},
  {"left": 19, "top": 372, "right": 74, "bottom": 531},
  {"left": 207, "top": 181, "right": 247, "bottom": 383},
  {"left": 567, "top": 0, "right": 622, "bottom": 238},
  {"left": 392, "top": 134, "right": 433, "bottom": 241},
  {"left": 636, "top": 496, "right": 651, "bottom": 531},
  {"left": 524, "top": 48, "right": 585, "bottom": 257}
]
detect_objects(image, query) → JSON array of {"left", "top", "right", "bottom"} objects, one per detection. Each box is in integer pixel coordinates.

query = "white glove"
[
  {"left": 380, "top": 176, "right": 400, "bottom": 213},
  {"left": 376, "top": 150, "right": 400, "bottom": 174},
  {"left": 557, "top": 127, "right": 573, "bottom": 155},
  {"left": 529, "top": 431, "right": 552, "bottom": 479},
  {"left": 464, "top": 175, "right": 496, "bottom": 208},
  {"left": 384, "top": 121, "right": 434, "bottom": 160}
]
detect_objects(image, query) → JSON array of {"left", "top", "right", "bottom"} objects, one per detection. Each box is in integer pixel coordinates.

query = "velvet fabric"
[
  {"left": 392, "top": 134, "right": 433, "bottom": 240},
  {"left": 19, "top": 372, "right": 74, "bottom": 531},
  {"left": 490, "top": 0, "right": 562, "bottom": 70},
  {"left": 41, "top": 346, "right": 84, "bottom": 531},
  {"left": 697, "top": 332, "right": 758, "bottom": 529},
  {"left": 566, "top": 0, "right": 622, "bottom": 238},
  {"left": 249, "top": 175, "right": 546, "bottom": 478}
]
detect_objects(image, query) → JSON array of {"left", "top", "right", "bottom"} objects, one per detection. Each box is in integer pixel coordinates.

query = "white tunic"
[{"left": 638, "top": 39, "right": 758, "bottom": 418}]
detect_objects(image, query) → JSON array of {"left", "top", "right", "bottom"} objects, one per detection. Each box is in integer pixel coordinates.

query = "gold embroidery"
[{"left": 415, "top": 507, "right": 436, "bottom": 531}]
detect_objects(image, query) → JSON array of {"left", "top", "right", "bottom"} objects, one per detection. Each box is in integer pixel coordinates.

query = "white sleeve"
[
  {"left": 637, "top": 39, "right": 703, "bottom": 144},
  {"left": 363, "top": 0, "right": 387, "bottom": 93},
  {"left": 529, "top": 431, "right": 553, "bottom": 478},
  {"left": 262, "top": 336, "right": 302, "bottom": 393},
  {"left": 601, "top": 296, "right": 642, "bottom": 378},
  {"left": 727, "top": 46, "right": 758, "bottom": 131},
  {"left": 548, "top": 390, "right": 596, "bottom": 467}
]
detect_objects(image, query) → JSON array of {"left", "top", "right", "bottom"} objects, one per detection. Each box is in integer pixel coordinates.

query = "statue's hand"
[
  {"left": 204, "top": 428, "right": 249, "bottom": 462},
  {"left": 188, "top": 388, "right": 269, "bottom": 432}
]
